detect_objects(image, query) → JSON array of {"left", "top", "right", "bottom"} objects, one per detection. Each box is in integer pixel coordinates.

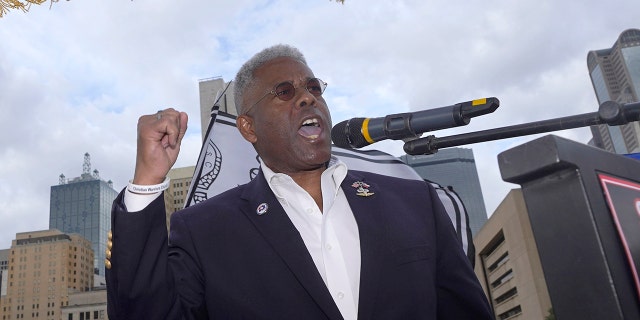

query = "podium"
[{"left": 498, "top": 135, "right": 640, "bottom": 320}]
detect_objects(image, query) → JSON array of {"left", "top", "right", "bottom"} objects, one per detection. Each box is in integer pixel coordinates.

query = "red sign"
[{"left": 599, "top": 173, "right": 640, "bottom": 301}]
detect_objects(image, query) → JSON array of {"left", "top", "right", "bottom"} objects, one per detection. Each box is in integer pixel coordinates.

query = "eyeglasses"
[{"left": 244, "top": 78, "right": 328, "bottom": 114}]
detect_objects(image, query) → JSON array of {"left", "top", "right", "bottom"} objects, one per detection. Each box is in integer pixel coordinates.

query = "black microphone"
[{"left": 331, "top": 97, "right": 500, "bottom": 148}]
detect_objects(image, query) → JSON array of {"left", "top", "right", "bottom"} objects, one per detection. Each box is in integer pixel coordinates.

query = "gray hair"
[{"left": 233, "top": 44, "right": 308, "bottom": 114}]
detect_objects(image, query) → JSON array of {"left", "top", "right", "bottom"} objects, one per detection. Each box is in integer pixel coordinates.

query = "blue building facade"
[
  {"left": 49, "top": 157, "right": 117, "bottom": 276},
  {"left": 400, "top": 147, "right": 488, "bottom": 236}
]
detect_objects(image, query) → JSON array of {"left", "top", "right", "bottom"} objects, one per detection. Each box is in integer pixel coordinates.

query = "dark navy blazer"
[{"left": 106, "top": 169, "right": 493, "bottom": 319}]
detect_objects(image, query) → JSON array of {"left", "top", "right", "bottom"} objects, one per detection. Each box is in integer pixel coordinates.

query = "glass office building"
[
  {"left": 400, "top": 147, "right": 488, "bottom": 236},
  {"left": 587, "top": 29, "right": 640, "bottom": 154},
  {"left": 49, "top": 154, "right": 117, "bottom": 276}
]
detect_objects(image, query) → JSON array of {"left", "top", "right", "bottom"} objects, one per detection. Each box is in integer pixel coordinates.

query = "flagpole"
[{"left": 184, "top": 81, "right": 233, "bottom": 207}]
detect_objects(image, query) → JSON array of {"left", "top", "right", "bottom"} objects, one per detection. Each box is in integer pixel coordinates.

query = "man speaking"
[{"left": 106, "top": 44, "right": 493, "bottom": 320}]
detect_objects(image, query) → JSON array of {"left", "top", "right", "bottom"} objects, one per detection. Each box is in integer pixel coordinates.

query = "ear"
[{"left": 236, "top": 115, "right": 258, "bottom": 144}]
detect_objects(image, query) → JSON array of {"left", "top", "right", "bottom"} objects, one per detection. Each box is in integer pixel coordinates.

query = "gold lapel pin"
[{"left": 352, "top": 181, "right": 374, "bottom": 197}]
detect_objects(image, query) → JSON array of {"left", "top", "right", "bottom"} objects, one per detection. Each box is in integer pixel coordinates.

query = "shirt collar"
[{"left": 261, "top": 155, "right": 348, "bottom": 192}]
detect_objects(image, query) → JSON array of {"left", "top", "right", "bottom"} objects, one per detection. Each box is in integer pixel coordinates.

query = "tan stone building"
[
  {"left": 198, "top": 77, "right": 237, "bottom": 141},
  {"left": 60, "top": 287, "right": 107, "bottom": 320},
  {"left": 0, "top": 229, "right": 94, "bottom": 320},
  {"left": 163, "top": 166, "right": 196, "bottom": 229},
  {"left": 474, "top": 189, "right": 553, "bottom": 320}
]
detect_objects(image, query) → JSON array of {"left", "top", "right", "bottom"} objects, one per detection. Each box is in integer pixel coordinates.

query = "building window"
[
  {"left": 481, "top": 231, "right": 505, "bottom": 259},
  {"left": 488, "top": 252, "right": 509, "bottom": 273},
  {"left": 495, "top": 287, "right": 518, "bottom": 305},
  {"left": 498, "top": 305, "right": 522, "bottom": 320},
  {"left": 491, "top": 269, "right": 514, "bottom": 288}
]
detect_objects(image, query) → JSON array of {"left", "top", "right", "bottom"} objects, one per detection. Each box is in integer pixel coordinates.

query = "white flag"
[
  {"left": 185, "top": 108, "right": 426, "bottom": 204},
  {"left": 185, "top": 107, "right": 473, "bottom": 261}
]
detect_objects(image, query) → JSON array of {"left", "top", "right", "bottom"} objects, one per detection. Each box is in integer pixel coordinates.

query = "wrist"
[{"left": 127, "top": 177, "right": 170, "bottom": 194}]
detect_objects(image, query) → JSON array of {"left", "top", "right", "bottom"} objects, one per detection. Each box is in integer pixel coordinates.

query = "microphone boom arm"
[{"left": 403, "top": 101, "right": 640, "bottom": 155}]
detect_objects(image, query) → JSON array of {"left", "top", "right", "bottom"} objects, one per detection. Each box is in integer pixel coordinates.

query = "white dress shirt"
[
  {"left": 262, "top": 157, "right": 360, "bottom": 320},
  {"left": 124, "top": 157, "right": 361, "bottom": 320}
]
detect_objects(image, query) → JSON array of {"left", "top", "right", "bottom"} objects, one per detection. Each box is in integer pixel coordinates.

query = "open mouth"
[{"left": 298, "top": 118, "right": 321, "bottom": 139}]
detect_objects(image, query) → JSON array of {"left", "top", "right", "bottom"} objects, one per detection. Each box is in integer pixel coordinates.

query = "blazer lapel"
[
  {"left": 342, "top": 172, "right": 387, "bottom": 320},
  {"left": 240, "top": 171, "right": 344, "bottom": 320}
]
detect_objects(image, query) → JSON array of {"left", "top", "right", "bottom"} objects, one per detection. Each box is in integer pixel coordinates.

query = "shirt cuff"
[{"left": 124, "top": 189, "right": 163, "bottom": 212}]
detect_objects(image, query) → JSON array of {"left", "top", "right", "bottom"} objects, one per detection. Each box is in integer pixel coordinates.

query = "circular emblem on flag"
[{"left": 256, "top": 203, "right": 269, "bottom": 215}]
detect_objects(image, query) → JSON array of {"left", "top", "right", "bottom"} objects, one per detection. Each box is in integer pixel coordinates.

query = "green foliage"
[{"left": 544, "top": 307, "right": 556, "bottom": 320}]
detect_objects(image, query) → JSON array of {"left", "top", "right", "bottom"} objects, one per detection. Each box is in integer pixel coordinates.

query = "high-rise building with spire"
[{"left": 49, "top": 153, "right": 117, "bottom": 276}]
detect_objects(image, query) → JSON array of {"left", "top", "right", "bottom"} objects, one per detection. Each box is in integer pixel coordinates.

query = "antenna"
[{"left": 83, "top": 152, "right": 91, "bottom": 175}]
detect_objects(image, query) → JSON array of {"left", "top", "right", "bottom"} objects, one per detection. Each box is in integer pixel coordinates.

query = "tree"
[
  {"left": 544, "top": 307, "right": 556, "bottom": 320},
  {"left": 1, "top": 0, "right": 47, "bottom": 18},
  {"left": 1, "top": 0, "right": 344, "bottom": 18}
]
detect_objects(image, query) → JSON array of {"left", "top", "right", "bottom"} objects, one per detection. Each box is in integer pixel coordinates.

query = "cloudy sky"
[{"left": 0, "top": 0, "right": 638, "bottom": 247}]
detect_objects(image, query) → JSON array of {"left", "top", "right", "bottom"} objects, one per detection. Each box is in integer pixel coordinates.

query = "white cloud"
[{"left": 0, "top": 0, "right": 639, "bottom": 246}]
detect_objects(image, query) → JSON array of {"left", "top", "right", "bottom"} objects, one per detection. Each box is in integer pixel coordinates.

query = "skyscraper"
[
  {"left": 0, "top": 229, "right": 94, "bottom": 320},
  {"left": 400, "top": 147, "right": 488, "bottom": 236},
  {"left": 587, "top": 28, "right": 640, "bottom": 154},
  {"left": 49, "top": 153, "right": 117, "bottom": 276},
  {"left": 199, "top": 77, "right": 237, "bottom": 141}
]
